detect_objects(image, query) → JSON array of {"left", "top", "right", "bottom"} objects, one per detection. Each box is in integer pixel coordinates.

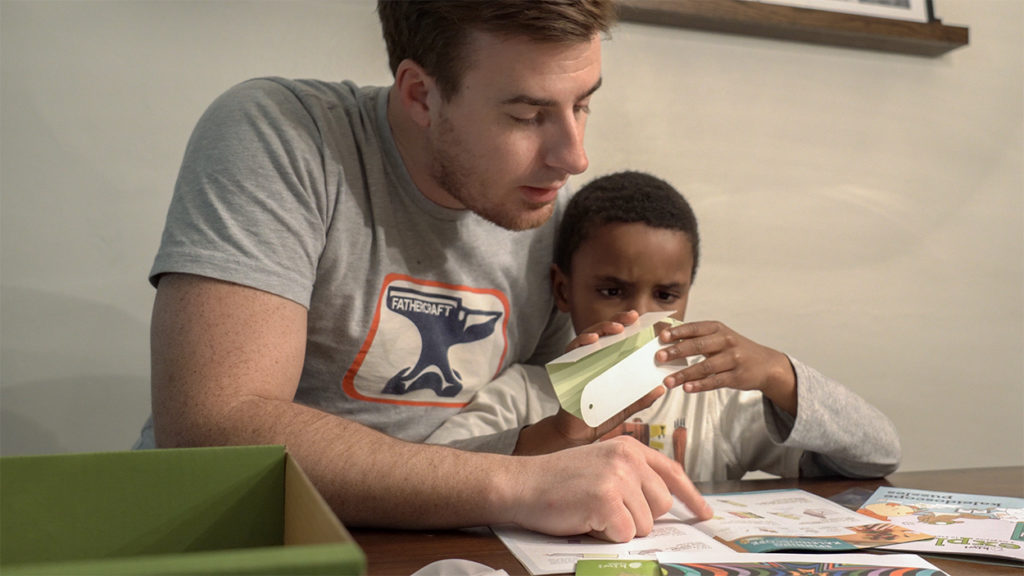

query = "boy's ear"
[
  {"left": 550, "top": 264, "right": 572, "bottom": 313},
  {"left": 393, "top": 58, "right": 437, "bottom": 128}
]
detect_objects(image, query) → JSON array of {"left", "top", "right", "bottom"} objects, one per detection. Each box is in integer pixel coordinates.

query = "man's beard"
[{"left": 430, "top": 114, "right": 555, "bottom": 231}]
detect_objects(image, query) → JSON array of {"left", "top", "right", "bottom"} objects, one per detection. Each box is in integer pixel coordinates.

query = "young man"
[
  {"left": 135, "top": 1, "right": 710, "bottom": 543},
  {"left": 428, "top": 171, "right": 901, "bottom": 482}
]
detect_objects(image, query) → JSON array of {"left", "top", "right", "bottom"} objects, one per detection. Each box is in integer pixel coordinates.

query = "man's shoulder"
[
  {"left": 220, "top": 77, "right": 386, "bottom": 112},
  {"left": 198, "top": 77, "right": 391, "bottom": 157}
]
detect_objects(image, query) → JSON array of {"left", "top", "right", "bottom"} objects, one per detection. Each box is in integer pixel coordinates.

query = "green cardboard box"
[{"left": 1, "top": 445, "right": 366, "bottom": 575}]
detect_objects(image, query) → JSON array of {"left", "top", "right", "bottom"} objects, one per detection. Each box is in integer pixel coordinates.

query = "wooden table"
[{"left": 351, "top": 466, "right": 1024, "bottom": 575}]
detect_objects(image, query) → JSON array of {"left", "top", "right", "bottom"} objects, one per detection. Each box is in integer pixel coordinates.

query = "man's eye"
[
  {"left": 574, "top": 103, "right": 591, "bottom": 116},
  {"left": 511, "top": 114, "right": 541, "bottom": 126}
]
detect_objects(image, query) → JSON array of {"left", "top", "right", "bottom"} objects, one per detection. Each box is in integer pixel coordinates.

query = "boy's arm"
[
  {"left": 775, "top": 358, "right": 901, "bottom": 478},
  {"left": 425, "top": 364, "right": 557, "bottom": 453},
  {"left": 426, "top": 360, "right": 665, "bottom": 456}
]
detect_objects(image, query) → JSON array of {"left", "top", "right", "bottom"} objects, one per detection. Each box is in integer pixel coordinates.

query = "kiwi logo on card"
[{"left": 343, "top": 274, "right": 509, "bottom": 407}]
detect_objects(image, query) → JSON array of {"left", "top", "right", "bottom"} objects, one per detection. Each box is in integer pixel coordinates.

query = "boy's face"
[
  {"left": 422, "top": 31, "right": 602, "bottom": 231},
  {"left": 552, "top": 221, "right": 695, "bottom": 333}
]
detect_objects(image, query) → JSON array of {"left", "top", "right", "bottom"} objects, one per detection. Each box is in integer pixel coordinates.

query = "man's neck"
[{"left": 386, "top": 87, "right": 462, "bottom": 209}]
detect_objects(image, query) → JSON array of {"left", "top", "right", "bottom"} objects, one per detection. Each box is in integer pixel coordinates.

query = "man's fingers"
[
  {"left": 624, "top": 492, "right": 656, "bottom": 538},
  {"left": 588, "top": 503, "right": 637, "bottom": 543},
  {"left": 520, "top": 438, "right": 709, "bottom": 543},
  {"left": 646, "top": 450, "right": 713, "bottom": 521},
  {"left": 607, "top": 438, "right": 705, "bottom": 538}
]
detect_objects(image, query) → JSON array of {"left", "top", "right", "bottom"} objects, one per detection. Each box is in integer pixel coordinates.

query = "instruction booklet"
[{"left": 494, "top": 488, "right": 931, "bottom": 575}]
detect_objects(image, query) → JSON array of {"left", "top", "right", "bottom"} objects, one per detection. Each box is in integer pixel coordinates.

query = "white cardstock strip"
[{"left": 578, "top": 322, "right": 691, "bottom": 427}]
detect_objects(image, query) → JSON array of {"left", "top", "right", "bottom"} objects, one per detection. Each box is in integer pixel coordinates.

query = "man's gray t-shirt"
[{"left": 138, "top": 78, "right": 573, "bottom": 445}]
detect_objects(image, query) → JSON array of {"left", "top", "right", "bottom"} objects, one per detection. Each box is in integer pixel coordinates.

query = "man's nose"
[{"left": 545, "top": 115, "right": 588, "bottom": 175}]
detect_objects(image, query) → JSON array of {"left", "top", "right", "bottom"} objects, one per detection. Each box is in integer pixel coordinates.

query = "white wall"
[{"left": 2, "top": 0, "right": 1021, "bottom": 472}]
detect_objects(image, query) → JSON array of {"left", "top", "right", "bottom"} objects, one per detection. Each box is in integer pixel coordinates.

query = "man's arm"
[{"left": 150, "top": 273, "right": 712, "bottom": 541}]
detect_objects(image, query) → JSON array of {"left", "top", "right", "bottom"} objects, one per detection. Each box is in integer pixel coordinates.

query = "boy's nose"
[{"left": 629, "top": 299, "right": 657, "bottom": 317}]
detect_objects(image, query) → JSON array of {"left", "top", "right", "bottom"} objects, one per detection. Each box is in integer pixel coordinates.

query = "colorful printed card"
[
  {"left": 655, "top": 552, "right": 947, "bottom": 575},
  {"left": 858, "top": 486, "right": 1024, "bottom": 564}
]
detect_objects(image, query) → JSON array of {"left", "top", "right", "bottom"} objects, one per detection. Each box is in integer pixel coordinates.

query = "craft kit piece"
[{"left": 547, "top": 311, "right": 690, "bottom": 427}]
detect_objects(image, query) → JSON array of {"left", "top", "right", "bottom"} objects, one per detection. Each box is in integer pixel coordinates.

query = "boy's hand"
[
  {"left": 565, "top": 310, "right": 640, "bottom": 351},
  {"left": 515, "top": 309, "right": 660, "bottom": 455},
  {"left": 514, "top": 389, "right": 665, "bottom": 455},
  {"left": 655, "top": 320, "right": 798, "bottom": 415}
]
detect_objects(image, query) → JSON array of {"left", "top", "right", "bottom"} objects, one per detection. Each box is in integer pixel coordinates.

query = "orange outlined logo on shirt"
[{"left": 342, "top": 274, "right": 510, "bottom": 407}]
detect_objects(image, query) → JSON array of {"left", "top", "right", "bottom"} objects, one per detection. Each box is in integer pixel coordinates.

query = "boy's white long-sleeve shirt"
[{"left": 425, "top": 357, "right": 901, "bottom": 482}]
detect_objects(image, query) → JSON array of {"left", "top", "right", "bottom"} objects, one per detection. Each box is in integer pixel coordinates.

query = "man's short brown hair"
[{"left": 378, "top": 0, "right": 617, "bottom": 100}]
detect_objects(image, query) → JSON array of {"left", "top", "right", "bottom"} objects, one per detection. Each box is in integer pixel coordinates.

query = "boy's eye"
[
  {"left": 597, "top": 287, "right": 622, "bottom": 298},
  {"left": 656, "top": 290, "right": 680, "bottom": 303}
]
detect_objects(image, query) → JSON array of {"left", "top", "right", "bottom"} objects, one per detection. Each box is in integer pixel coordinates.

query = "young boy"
[{"left": 427, "top": 171, "right": 900, "bottom": 482}]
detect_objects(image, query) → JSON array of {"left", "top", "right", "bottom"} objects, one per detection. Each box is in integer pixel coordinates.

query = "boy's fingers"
[
  {"left": 660, "top": 320, "right": 718, "bottom": 342},
  {"left": 610, "top": 309, "right": 640, "bottom": 326}
]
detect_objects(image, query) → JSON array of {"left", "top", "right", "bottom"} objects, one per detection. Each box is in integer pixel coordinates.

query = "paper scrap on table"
[{"left": 545, "top": 311, "right": 693, "bottom": 427}]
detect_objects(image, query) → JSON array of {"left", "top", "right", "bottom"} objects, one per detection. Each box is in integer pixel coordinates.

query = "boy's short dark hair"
[
  {"left": 555, "top": 170, "right": 701, "bottom": 280},
  {"left": 377, "top": 0, "right": 617, "bottom": 101}
]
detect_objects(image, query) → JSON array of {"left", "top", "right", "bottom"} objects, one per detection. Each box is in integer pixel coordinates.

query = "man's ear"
[
  {"left": 393, "top": 59, "right": 437, "bottom": 128},
  {"left": 550, "top": 263, "right": 572, "bottom": 313}
]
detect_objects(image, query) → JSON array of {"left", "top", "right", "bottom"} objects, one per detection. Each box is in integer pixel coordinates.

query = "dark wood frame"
[{"left": 616, "top": 0, "right": 969, "bottom": 57}]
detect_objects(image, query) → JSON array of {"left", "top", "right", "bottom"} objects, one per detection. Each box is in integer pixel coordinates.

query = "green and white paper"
[{"left": 546, "top": 311, "right": 688, "bottom": 427}]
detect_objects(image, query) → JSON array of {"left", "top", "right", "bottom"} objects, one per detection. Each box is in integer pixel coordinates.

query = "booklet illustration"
[
  {"left": 674, "top": 488, "right": 931, "bottom": 554},
  {"left": 495, "top": 489, "right": 932, "bottom": 575},
  {"left": 858, "top": 486, "right": 1024, "bottom": 564},
  {"left": 545, "top": 311, "right": 690, "bottom": 427}
]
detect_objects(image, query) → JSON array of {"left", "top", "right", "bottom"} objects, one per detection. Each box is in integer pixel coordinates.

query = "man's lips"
[{"left": 520, "top": 184, "right": 562, "bottom": 204}]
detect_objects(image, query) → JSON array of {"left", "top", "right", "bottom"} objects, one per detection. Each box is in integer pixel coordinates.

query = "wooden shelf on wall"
[{"left": 616, "top": 0, "right": 969, "bottom": 57}]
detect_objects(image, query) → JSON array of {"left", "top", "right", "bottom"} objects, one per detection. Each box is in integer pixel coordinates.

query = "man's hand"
[
  {"left": 506, "top": 436, "right": 712, "bottom": 542},
  {"left": 655, "top": 320, "right": 798, "bottom": 415}
]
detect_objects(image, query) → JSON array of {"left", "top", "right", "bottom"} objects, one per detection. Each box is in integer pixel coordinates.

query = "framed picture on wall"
[
  {"left": 740, "top": 0, "right": 931, "bottom": 23},
  {"left": 615, "top": 0, "right": 967, "bottom": 56}
]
